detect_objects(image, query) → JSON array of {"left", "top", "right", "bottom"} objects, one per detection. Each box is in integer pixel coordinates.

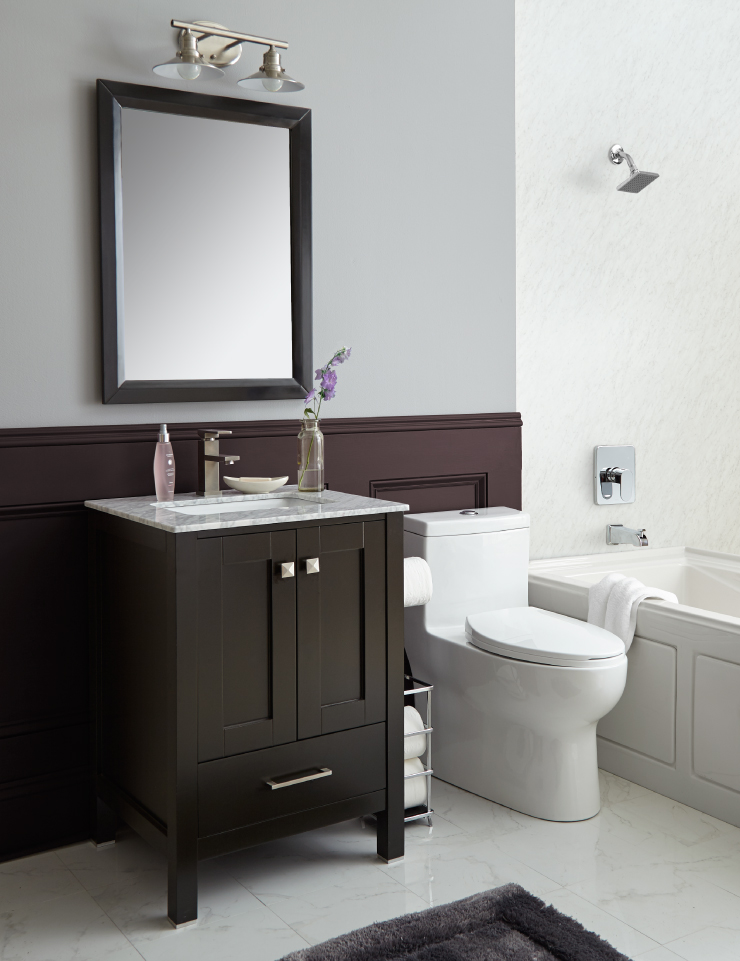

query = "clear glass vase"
[{"left": 297, "top": 419, "right": 324, "bottom": 492}]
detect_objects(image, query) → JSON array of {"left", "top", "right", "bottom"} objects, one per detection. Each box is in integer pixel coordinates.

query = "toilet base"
[
  {"left": 432, "top": 723, "right": 602, "bottom": 822},
  {"left": 405, "top": 627, "right": 627, "bottom": 823}
]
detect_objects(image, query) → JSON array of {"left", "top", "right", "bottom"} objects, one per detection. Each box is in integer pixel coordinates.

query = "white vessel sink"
[{"left": 164, "top": 497, "right": 308, "bottom": 516}]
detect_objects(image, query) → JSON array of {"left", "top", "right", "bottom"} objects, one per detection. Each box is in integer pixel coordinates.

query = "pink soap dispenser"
[{"left": 154, "top": 424, "right": 175, "bottom": 502}]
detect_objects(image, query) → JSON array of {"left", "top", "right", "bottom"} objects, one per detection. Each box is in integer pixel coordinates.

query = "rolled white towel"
[
  {"left": 404, "top": 556, "right": 433, "bottom": 607},
  {"left": 404, "top": 757, "right": 428, "bottom": 809},
  {"left": 604, "top": 576, "right": 677, "bottom": 651},
  {"left": 588, "top": 572, "right": 677, "bottom": 651},
  {"left": 404, "top": 706, "right": 427, "bottom": 759},
  {"left": 587, "top": 571, "right": 626, "bottom": 627}
]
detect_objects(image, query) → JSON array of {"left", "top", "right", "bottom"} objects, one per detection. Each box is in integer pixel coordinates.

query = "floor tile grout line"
[
  {"left": 0, "top": 887, "right": 95, "bottom": 913},
  {"left": 547, "top": 889, "right": 663, "bottom": 956},
  {"left": 247, "top": 888, "right": 318, "bottom": 947},
  {"left": 682, "top": 869, "right": 740, "bottom": 904},
  {"left": 559, "top": 877, "right": 738, "bottom": 947},
  {"left": 92, "top": 892, "right": 161, "bottom": 950}
]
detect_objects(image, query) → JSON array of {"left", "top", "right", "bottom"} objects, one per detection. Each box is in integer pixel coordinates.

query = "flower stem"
[{"left": 298, "top": 396, "right": 322, "bottom": 491}]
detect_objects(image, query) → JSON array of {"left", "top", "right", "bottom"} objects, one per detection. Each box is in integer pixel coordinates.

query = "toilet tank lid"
[{"left": 404, "top": 507, "right": 530, "bottom": 536}]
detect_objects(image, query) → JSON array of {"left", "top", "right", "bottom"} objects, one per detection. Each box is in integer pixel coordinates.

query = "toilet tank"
[{"left": 404, "top": 507, "right": 530, "bottom": 630}]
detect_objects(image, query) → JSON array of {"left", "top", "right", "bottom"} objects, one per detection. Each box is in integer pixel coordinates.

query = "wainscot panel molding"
[{"left": 0, "top": 412, "right": 521, "bottom": 861}]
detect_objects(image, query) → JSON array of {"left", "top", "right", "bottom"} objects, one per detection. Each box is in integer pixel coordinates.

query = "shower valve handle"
[{"left": 600, "top": 467, "right": 633, "bottom": 502}]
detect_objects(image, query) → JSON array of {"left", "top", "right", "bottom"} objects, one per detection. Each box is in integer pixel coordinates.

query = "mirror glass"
[
  {"left": 120, "top": 108, "right": 292, "bottom": 381},
  {"left": 98, "top": 81, "right": 312, "bottom": 404}
]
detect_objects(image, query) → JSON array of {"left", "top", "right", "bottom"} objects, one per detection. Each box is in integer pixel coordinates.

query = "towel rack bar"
[{"left": 404, "top": 808, "right": 435, "bottom": 823}]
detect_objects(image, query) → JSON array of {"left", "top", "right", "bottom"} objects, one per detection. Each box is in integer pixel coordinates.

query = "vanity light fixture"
[
  {"left": 152, "top": 20, "right": 304, "bottom": 92},
  {"left": 237, "top": 46, "right": 304, "bottom": 93},
  {"left": 152, "top": 27, "right": 224, "bottom": 80}
]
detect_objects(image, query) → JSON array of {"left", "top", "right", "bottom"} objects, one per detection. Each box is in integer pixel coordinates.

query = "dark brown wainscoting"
[{"left": 0, "top": 411, "right": 521, "bottom": 861}]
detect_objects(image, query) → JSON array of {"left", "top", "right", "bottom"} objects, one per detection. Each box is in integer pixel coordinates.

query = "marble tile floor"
[{"left": 3, "top": 772, "right": 740, "bottom": 961}]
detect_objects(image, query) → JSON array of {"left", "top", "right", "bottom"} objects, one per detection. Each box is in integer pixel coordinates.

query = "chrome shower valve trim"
[{"left": 594, "top": 446, "right": 636, "bottom": 505}]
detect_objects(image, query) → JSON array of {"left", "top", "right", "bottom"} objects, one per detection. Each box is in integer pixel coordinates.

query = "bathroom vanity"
[{"left": 86, "top": 488, "right": 407, "bottom": 926}]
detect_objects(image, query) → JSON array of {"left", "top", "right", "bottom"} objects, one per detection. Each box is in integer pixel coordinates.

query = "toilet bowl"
[{"left": 404, "top": 507, "right": 627, "bottom": 822}]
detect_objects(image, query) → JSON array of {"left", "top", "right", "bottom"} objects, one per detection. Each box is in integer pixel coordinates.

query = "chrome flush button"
[{"left": 460, "top": 510, "right": 478, "bottom": 515}]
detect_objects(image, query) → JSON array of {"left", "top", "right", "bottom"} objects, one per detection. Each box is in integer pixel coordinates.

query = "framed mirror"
[{"left": 97, "top": 80, "right": 312, "bottom": 404}]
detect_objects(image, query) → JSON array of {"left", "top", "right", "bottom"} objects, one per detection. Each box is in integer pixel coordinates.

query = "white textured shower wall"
[{"left": 516, "top": 0, "right": 740, "bottom": 559}]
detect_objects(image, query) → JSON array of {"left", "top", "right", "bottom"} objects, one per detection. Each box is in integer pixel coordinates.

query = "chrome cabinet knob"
[
  {"left": 279, "top": 562, "right": 295, "bottom": 578},
  {"left": 305, "top": 557, "right": 320, "bottom": 575}
]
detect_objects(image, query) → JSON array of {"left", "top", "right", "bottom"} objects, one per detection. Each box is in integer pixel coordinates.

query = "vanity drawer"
[{"left": 198, "top": 722, "right": 386, "bottom": 837}]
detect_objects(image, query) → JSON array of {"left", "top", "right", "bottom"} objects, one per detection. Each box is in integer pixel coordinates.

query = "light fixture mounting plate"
[{"left": 182, "top": 21, "right": 242, "bottom": 67}]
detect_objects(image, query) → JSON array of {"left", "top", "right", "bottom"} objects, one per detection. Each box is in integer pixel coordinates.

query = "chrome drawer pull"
[
  {"left": 265, "top": 767, "right": 332, "bottom": 790},
  {"left": 279, "top": 562, "right": 295, "bottom": 578},
  {"left": 305, "top": 557, "right": 320, "bottom": 574}
]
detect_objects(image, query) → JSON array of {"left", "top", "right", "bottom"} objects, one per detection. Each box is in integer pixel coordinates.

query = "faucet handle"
[
  {"left": 600, "top": 467, "right": 633, "bottom": 502},
  {"left": 198, "top": 428, "right": 233, "bottom": 440}
]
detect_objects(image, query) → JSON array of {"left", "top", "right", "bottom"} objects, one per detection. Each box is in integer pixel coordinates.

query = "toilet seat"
[{"left": 465, "top": 607, "right": 625, "bottom": 667}]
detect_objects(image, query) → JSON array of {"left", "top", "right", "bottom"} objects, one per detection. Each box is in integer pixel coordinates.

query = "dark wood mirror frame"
[{"left": 97, "top": 80, "right": 312, "bottom": 404}]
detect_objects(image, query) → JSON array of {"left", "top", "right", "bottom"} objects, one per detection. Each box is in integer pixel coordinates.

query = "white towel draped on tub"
[{"left": 588, "top": 572, "right": 677, "bottom": 650}]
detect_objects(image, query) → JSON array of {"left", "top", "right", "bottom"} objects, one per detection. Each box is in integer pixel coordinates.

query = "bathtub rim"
[{"left": 529, "top": 545, "right": 740, "bottom": 639}]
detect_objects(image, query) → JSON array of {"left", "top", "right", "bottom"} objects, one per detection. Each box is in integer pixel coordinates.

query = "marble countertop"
[{"left": 85, "top": 487, "right": 409, "bottom": 534}]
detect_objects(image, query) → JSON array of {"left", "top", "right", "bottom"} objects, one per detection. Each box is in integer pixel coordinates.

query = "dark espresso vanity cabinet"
[{"left": 88, "top": 497, "right": 405, "bottom": 926}]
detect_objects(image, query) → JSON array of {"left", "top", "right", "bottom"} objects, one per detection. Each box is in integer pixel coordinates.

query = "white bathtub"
[{"left": 529, "top": 546, "right": 740, "bottom": 827}]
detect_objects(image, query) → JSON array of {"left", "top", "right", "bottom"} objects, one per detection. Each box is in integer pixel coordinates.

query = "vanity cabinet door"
[
  {"left": 297, "top": 521, "right": 387, "bottom": 739},
  {"left": 197, "top": 530, "right": 297, "bottom": 761}
]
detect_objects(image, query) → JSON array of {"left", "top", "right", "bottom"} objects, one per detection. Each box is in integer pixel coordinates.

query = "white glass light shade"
[
  {"left": 237, "top": 68, "right": 304, "bottom": 93},
  {"left": 153, "top": 57, "right": 224, "bottom": 80}
]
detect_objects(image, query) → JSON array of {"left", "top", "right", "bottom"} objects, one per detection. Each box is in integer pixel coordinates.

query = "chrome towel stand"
[{"left": 404, "top": 674, "right": 433, "bottom": 826}]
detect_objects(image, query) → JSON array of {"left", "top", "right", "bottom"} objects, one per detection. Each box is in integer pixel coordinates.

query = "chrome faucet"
[
  {"left": 606, "top": 524, "right": 648, "bottom": 547},
  {"left": 197, "top": 429, "right": 240, "bottom": 496}
]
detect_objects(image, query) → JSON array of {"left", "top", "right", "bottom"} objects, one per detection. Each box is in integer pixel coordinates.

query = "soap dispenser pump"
[{"left": 154, "top": 424, "right": 175, "bottom": 502}]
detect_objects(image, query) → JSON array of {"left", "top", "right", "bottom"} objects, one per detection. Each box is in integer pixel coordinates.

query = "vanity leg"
[
  {"left": 376, "top": 806, "right": 404, "bottom": 862},
  {"left": 167, "top": 848, "right": 198, "bottom": 928},
  {"left": 377, "top": 511, "right": 405, "bottom": 863},
  {"left": 93, "top": 797, "right": 117, "bottom": 848},
  {"left": 167, "top": 532, "right": 200, "bottom": 928}
]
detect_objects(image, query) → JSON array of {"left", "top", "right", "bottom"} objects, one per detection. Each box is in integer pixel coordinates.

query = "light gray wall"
[
  {"left": 0, "top": 1, "right": 515, "bottom": 428},
  {"left": 517, "top": 0, "right": 740, "bottom": 558}
]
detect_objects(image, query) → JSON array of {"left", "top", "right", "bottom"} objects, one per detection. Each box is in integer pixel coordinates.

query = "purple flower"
[
  {"left": 315, "top": 368, "right": 324, "bottom": 381},
  {"left": 321, "top": 369, "right": 337, "bottom": 391},
  {"left": 322, "top": 386, "right": 336, "bottom": 401},
  {"left": 304, "top": 388, "right": 316, "bottom": 404},
  {"left": 331, "top": 347, "right": 352, "bottom": 365}
]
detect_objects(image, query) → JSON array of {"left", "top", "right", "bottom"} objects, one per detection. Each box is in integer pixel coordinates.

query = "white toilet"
[{"left": 404, "top": 507, "right": 627, "bottom": 822}]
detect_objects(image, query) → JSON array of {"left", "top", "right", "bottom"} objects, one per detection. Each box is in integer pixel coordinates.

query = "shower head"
[{"left": 609, "top": 144, "right": 659, "bottom": 193}]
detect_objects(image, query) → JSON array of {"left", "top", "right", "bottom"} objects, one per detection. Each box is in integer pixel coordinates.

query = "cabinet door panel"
[
  {"left": 320, "top": 547, "right": 362, "bottom": 705},
  {"left": 297, "top": 521, "right": 386, "bottom": 739},
  {"left": 222, "top": 559, "right": 270, "bottom": 726},
  {"left": 197, "top": 530, "right": 296, "bottom": 761}
]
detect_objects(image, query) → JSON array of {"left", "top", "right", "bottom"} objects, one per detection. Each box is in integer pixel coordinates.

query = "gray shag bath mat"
[{"left": 279, "top": 884, "right": 629, "bottom": 961}]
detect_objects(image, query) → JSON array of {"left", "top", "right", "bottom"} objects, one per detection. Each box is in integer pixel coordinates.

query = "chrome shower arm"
[{"left": 609, "top": 145, "right": 638, "bottom": 175}]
